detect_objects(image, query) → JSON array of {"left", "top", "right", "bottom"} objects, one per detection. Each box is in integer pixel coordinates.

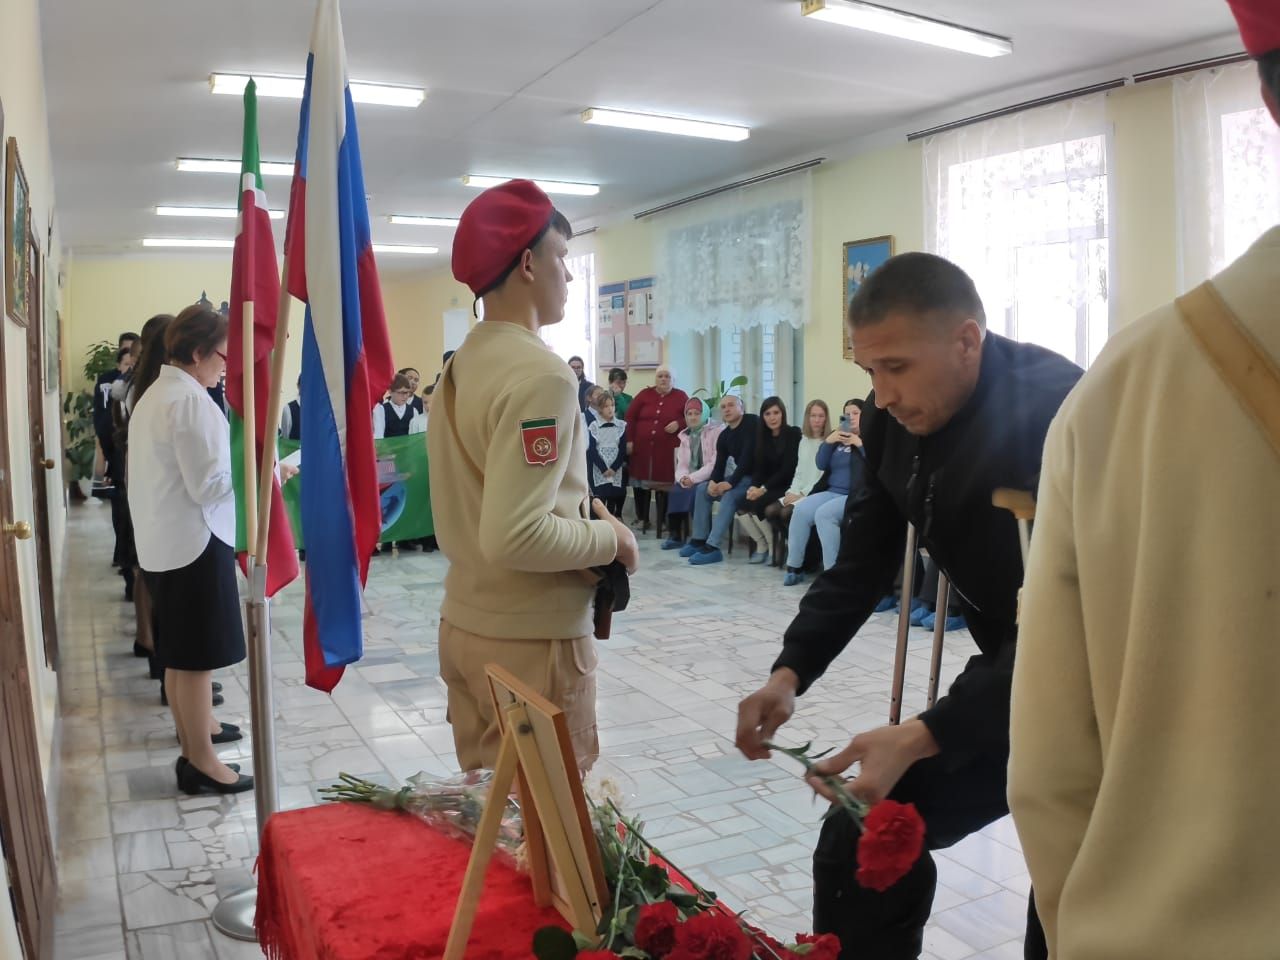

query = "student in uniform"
[
  {"left": 398, "top": 367, "right": 425, "bottom": 413},
  {"left": 373, "top": 374, "right": 422, "bottom": 438},
  {"left": 427, "top": 179, "right": 638, "bottom": 773},
  {"left": 279, "top": 376, "right": 303, "bottom": 440},
  {"left": 587, "top": 393, "right": 627, "bottom": 517}
]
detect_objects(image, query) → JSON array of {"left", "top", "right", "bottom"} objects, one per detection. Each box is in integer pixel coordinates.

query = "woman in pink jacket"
[{"left": 661, "top": 398, "right": 725, "bottom": 549}]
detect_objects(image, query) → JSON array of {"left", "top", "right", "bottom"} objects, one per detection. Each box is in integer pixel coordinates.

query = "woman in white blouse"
[
  {"left": 128, "top": 305, "right": 252, "bottom": 796},
  {"left": 764, "top": 399, "right": 830, "bottom": 565}
]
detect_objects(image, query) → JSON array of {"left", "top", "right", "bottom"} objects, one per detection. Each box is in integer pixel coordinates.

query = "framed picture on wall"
[
  {"left": 841, "top": 235, "right": 894, "bottom": 359},
  {"left": 5, "top": 136, "right": 31, "bottom": 327}
]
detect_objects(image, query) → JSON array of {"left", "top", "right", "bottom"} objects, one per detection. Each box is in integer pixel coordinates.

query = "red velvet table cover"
[{"left": 255, "top": 802, "right": 571, "bottom": 959}]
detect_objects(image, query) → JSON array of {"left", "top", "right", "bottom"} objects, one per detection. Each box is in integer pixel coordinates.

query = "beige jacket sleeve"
[
  {"left": 1008, "top": 410, "right": 1104, "bottom": 953},
  {"left": 479, "top": 371, "right": 618, "bottom": 573}
]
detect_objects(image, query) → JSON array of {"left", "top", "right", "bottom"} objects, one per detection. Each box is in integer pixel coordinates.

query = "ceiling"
[{"left": 42, "top": 0, "right": 1239, "bottom": 269}]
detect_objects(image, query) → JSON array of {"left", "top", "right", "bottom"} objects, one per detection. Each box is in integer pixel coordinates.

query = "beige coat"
[
  {"left": 1010, "top": 227, "right": 1280, "bottom": 959},
  {"left": 427, "top": 320, "right": 618, "bottom": 640}
]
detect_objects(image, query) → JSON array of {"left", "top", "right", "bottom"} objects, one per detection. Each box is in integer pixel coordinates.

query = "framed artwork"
[
  {"left": 5, "top": 136, "right": 31, "bottom": 327},
  {"left": 841, "top": 235, "right": 895, "bottom": 359}
]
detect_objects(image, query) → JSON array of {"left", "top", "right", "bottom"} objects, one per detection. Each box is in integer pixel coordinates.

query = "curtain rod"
[
  {"left": 633, "top": 158, "right": 824, "bottom": 220},
  {"left": 1132, "top": 52, "right": 1249, "bottom": 83},
  {"left": 906, "top": 79, "right": 1126, "bottom": 141}
]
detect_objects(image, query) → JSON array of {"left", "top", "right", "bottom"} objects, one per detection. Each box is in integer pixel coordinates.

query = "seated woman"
[
  {"left": 736, "top": 397, "right": 800, "bottom": 564},
  {"left": 661, "top": 398, "right": 723, "bottom": 549},
  {"left": 764, "top": 399, "right": 829, "bottom": 564},
  {"left": 783, "top": 398, "right": 867, "bottom": 586}
]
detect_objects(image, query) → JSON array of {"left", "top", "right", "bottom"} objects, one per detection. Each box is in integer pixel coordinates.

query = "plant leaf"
[{"left": 729, "top": 375, "right": 748, "bottom": 388}]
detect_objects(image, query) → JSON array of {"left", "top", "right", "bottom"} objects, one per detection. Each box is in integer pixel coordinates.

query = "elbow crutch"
[
  {"left": 888, "top": 524, "right": 950, "bottom": 725},
  {"left": 992, "top": 488, "right": 1036, "bottom": 621}
]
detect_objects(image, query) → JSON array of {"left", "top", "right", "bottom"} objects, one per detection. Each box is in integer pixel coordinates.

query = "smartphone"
[{"left": 839, "top": 414, "right": 851, "bottom": 432}]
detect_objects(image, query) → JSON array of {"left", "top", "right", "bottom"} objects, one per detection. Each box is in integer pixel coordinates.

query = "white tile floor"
[{"left": 51, "top": 502, "right": 1032, "bottom": 959}]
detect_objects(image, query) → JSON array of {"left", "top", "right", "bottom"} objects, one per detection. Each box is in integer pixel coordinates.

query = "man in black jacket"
[
  {"left": 736, "top": 253, "right": 1081, "bottom": 960},
  {"left": 683, "top": 394, "right": 758, "bottom": 565}
]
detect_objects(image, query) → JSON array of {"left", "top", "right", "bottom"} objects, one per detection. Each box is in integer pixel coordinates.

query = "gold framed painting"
[
  {"left": 841, "top": 235, "right": 895, "bottom": 359},
  {"left": 5, "top": 136, "right": 32, "bottom": 327}
]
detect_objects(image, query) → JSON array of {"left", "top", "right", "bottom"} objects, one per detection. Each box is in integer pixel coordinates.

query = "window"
[
  {"left": 539, "top": 252, "right": 597, "bottom": 372},
  {"left": 1174, "top": 62, "right": 1280, "bottom": 288},
  {"left": 925, "top": 96, "right": 1112, "bottom": 368},
  {"left": 666, "top": 323, "right": 803, "bottom": 418}
]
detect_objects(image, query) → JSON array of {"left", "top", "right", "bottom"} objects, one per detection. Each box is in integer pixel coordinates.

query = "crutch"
[
  {"left": 992, "top": 488, "right": 1036, "bottom": 620},
  {"left": 888, "top": 525, "right": 951, "bottom": 724}
]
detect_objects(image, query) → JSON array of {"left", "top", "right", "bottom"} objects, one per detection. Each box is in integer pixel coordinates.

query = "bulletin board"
[
  {"left": 625, "top": 276, "right": 661, "bottom": 368},
  {"left": 596, "top": 281, "right": 627, "bottom": 369}
]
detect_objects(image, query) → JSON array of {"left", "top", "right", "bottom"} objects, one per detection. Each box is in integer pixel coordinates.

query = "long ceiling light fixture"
[
  {"left": 210, "top": 73, "right": 425, "bottom": 107},
  {"left": 177, "top": 157, "right": 295, "bottom": 177},
  {"left": 388, "top": 215, "right": 460, "bottom": 227},
  {"left": 581, "top": 108, "right": 750, "bottom": 142},
  {"left": 158, "top": 205, "right": 284, "bottom": 221},
  {"left": 462, "top": 175, "right": 600, "bottom": 197},
  {"left": 372, "top": 244, "right": 439, "bottom": 255},
  {"left": 800, "top": 0, "right": 1012, "bottom": 58},
  {"left": 142, "top": 238, "right": 236, "bottom": 249}
]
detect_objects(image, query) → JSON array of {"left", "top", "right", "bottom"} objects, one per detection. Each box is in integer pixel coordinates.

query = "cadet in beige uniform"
[{"left": 427, "top": 180, "right": 638, "bottom": 771}]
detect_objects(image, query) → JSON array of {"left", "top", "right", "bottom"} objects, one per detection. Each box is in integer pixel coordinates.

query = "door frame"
[{"left": 24, "top": 233, "right": 57, "bottom": 670}]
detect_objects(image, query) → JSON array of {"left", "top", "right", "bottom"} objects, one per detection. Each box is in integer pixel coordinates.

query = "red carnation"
[
  {"left": 793, "top": 932, "right": 842, "bottom": 960},
  {"left": 667, "top": 911, "right": 752, "bottom": 960},
  {"left": 855, "top": 800, "right": 926, "bottom": 892},
  {"left": 634, "top": 901, "right": 680, "bottom": 957}
]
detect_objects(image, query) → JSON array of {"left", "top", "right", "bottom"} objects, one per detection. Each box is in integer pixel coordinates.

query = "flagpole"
[
  {"left": 213, "top": 265, "right": 291, "bottom": 944},
  {"left": 241, "top": 301, "right": 259, "bottom": 562}
]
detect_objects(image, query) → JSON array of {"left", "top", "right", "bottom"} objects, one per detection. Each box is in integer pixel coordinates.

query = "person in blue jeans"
[
  {"left": 783, "top": 398, "right": 867, "bottom": 586},
  {"left": 682, "top": 394, "right": 759, "bottom": 566}
]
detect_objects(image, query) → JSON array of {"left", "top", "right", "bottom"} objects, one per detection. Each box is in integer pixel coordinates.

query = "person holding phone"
[{"left": 781, "top": 399, "right": 866, "bottom": 585}]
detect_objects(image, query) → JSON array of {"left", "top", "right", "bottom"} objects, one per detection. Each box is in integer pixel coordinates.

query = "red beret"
[
  {"left": 1227, "top": 0, "right": 1280, "bottom": 57},
  {"left": 452, "top": 180, "right": 556, "bottom": 296}
]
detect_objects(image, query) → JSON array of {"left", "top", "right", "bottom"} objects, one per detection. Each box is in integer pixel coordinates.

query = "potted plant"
[
  {"left": 63, "top": 340, "right": 117, "bottom": 499},
  {"left": 692, "top": 374, "right": 748, "bottom": 419}
]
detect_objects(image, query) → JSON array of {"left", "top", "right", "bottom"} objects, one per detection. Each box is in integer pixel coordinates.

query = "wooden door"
[
  {"left": 24, "top": 238, "right": 57, "bottom": 669},
  {"left": 0, "top": 97, "right": 56, "bottom": 960}
]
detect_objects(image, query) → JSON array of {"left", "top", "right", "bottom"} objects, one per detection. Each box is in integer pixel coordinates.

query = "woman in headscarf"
[
  {"left": 622, "top": 366, "right": 688, "bottom": 532},
  {"left": 661, "top": 398, "right": 724, "bottom": 549}
]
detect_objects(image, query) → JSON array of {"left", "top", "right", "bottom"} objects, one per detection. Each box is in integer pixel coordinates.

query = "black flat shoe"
[
  {"left": 211, "top": 723, "right": 243, "bottom": 744},
  {"left": 178, "top": 763, "right": 253, "bottom": 796},
  {"left": 175, "top": 757, "right": 238, "bottom": 774},
  {"left": 212, "top": 682, "right": 223, "bottom": 694}
]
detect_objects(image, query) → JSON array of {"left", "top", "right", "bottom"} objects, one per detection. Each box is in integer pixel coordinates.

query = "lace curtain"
[
  {"left": 1173, "top": 61, "right": 1280, "bottom": 290},
  {"left": 924, "top": 96, "right": 1111, "bottom": 367},
  {"left": 653, "top": 171, "right": 813, "bottom": 336}
]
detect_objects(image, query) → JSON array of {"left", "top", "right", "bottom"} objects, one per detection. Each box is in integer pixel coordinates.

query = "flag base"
[{"left": 211, "top": 885, "right": 259, "bottom": 942}]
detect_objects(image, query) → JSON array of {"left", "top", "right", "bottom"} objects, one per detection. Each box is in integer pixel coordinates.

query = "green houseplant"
[
  {"left": 692, "top": 374, "right": 748, "bottom": 418},
  {"left": 63, "top": 340, "right": 118, "bottom": 491}
]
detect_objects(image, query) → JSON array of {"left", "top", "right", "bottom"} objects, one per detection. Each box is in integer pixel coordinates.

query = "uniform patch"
[{"left": 519, "top": 417, "right": 559, "bottom": 466}]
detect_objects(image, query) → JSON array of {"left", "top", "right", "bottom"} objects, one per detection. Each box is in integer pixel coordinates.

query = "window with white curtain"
[
  {"left": 666, "top": 324, "right": 803, "bottom": 419},
  {"left": 539, "top": 251, "right": 597, "bottom": 372},
  {"left": 1174, "top": 61, "right": 1280, "bottom": 289},
  {"left": 925, "top": 96, "right": 1112, "bottom": 368}
]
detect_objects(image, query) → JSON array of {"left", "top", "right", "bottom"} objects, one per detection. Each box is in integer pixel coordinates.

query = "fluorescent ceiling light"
[
  {"left": 158, "top": 205, "right": 284, "bottom": 221},
  {"left": 388, "top": 215, "right": 460, "bottom": 227},
  {"left": 210, "top": 73, "right": 425, "bottom": 107},
  {"left": 372, "top": 243, "right": 439, "bottom": 255},
  {"left": 142, "top": 238, "right": 235, "bottom": 249},
  {"left": 800, "top": 0, "right": 1012, "bottom": 58},
  {"left": 462, "top": 175, "right": 600, "bottom": 197},
  {"left": 581, "top": 108, "right": 749, "bottom": 142},
  {"left": 177, "top": 157, "right": 295, "bottom": 177}
]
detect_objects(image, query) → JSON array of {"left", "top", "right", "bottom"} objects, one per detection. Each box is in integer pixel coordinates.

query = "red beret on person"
[
  {"left": 1227, "top": 0, "right": 1280, "bottom": 58},
  {"left": 451, "top": 179, "right": 556, "bottom": 296}
]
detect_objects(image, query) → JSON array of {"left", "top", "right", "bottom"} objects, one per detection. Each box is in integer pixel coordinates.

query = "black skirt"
[{"left": 145, "top": 535, "right": 246, "bottom": 671}]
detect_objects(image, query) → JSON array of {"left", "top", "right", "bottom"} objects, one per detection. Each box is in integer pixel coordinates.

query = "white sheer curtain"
[
  {"left": 924, "top": 96, "right": 1111, "bottom": 367},
  {"left": 653, "top": 171, "right": 814, "bottom": 336},
  {"left": 539, "top": 251, "right": 597, "bottom": 371},
  {"left": 1174, "top": 61, "right": 1280, "bottom": 290},
  {"left": 667, "top": 325, "right": 802, "bottom": 419}
]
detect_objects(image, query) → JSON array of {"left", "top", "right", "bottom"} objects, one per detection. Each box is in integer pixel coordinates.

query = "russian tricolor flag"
[{"left": 285, "top": 0, "right": 394, "bottom": 692}]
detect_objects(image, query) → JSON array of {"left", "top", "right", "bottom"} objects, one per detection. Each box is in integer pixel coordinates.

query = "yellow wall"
[
  {"left": 2, "top": 0, "right": 63, "bottom": 821},
  {"left": 381, "top": 266, "right": 472, "bottom": 382}
]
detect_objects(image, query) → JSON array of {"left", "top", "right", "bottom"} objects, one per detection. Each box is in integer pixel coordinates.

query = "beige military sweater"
[
  {"left": 1009, "top": 227, "right": 1280, "bottom": 959},
  {"left": 427, "top": 319, "right": 618, "bottom": 639}
]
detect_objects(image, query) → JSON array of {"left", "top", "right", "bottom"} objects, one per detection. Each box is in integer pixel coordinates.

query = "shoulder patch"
[{"left": 519, "top": 417, "right": 559, "bottom": 466}]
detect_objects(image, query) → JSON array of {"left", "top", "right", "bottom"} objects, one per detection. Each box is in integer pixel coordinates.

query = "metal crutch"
[
  {"left": 888, "top": 524, "right": 918, "bottom": 725},
  {"left": 992, "top": 488, "right": 1037, "bottom": 620}
]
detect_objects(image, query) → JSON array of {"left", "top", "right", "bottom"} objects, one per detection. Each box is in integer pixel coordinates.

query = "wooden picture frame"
[
  {"left": 841, "top": 235, "right": 895, "bottom": 359},
  {"left": 5, "top": 137, "right": 31, "bottom": 328}
]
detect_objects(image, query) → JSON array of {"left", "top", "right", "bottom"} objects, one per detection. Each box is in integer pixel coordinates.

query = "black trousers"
[{"left": 813, "top": 752, "right": 1045, "bottom": 960}]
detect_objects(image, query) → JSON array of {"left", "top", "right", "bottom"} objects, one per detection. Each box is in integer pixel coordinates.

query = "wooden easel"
[{"left": 443, "top": 666, "right": 609, "bottom": 960}]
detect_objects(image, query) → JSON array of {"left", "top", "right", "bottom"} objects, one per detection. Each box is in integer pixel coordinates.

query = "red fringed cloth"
[{"left": 254, "top": 802, "right": 572, "bottom": 959}]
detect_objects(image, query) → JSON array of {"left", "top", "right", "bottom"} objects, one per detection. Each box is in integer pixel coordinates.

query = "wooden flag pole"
[
  {"left": 254, "top": 258, "right": 293, "bottom": 562},
  {"left": 242, "top": 301, "right": 259, "bottom": 563}
]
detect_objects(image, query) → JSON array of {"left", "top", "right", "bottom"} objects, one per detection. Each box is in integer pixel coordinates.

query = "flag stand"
[{"left": 212, "top": 262, "right": 293, "bottom": 943}]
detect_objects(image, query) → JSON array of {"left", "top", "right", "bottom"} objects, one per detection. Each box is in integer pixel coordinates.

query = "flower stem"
[{"left": 763, "top": 741, "right": 868, "bottom": 824}]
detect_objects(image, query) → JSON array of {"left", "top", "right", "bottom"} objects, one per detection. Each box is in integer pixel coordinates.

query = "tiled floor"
[{"left": 51, "top": 502, "right": 1031, "bottom": 959}]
